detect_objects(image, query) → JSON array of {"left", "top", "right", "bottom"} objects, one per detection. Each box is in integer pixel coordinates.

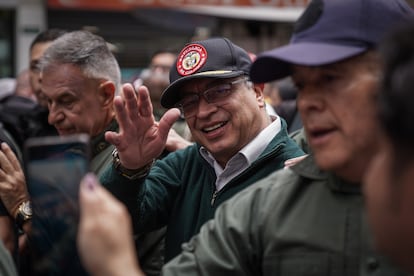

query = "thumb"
[{"left": 158, "top": 108, "right": 181, "bottom": 141}]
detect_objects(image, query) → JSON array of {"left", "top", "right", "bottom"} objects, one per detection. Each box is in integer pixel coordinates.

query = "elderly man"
[
  {"left": 158, "top": 0, "right": 413, "bottom": 274},
  {"left": 74, "top": 0, "right": 414, "bottom": 275},
  {"left": 101, "top": 36, "right": 304, "bottom": 262},
  {"left": 0, "top": 30, "right": 167, "bottom": 276}
]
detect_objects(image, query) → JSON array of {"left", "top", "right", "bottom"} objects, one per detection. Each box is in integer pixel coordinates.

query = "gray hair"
[{"left": 40, "top": 30, "right": 122, "bottom": 94}]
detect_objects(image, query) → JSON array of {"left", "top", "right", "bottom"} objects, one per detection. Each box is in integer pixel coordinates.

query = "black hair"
[
  {"left": 378, "top": 21, "right": 414, "bottom": 154},
  {"left": 30, "top": 28, "right": 68, "bottom": 50}
]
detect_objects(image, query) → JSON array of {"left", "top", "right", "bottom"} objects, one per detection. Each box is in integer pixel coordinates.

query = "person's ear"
[
  {"left": 98, "top": 81, "right": 116, "bottom": 108},
  {"left": 253, "top": 83, "right": 265, "bottom": 108}
]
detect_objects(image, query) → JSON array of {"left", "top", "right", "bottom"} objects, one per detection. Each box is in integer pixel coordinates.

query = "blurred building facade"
[{"left": 0, "top": 0, "right": 308, "bottom": 80}]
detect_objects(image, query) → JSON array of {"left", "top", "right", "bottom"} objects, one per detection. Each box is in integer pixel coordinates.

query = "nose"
[
  {"left": 195, "top": 96, "right": 217, "bottom": 118},
  {"left": 48, "top": 104, "right": 64, "bottom": 126},
  {"left": 296, "top": 86, "right": 325, "bottom": 114}
]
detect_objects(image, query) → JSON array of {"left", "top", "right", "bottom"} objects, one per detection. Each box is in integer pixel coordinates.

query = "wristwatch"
[
  {"left": 112, "top": 149, "right": 153, "bottom": 180},
  {"left": 15, "top": 200, "right": 32, "bottom": 231}
]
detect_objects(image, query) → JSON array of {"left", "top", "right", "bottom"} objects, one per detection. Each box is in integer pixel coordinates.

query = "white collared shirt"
[{"left": 200, "top": 116, "right": 281, "bottom": 192}]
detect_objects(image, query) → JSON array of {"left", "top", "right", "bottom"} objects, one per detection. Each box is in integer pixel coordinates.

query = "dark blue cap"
[{"left": 250, "top": 0, "right": 414, "bottom": 83}]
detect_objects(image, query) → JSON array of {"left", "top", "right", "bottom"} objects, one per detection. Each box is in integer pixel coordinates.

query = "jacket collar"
[
  {"left": 291, "top": 155, "right": 361, "bottom": 194},
  {"left": 90, "top": 119, "right": 118, "bottom": 157}
]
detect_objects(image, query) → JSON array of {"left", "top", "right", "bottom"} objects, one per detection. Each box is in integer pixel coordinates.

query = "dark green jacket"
[
  {"left": 94, "top": 119, "right": 165, "bottom": 276},
  {"left": 90, "top": 119, "right": 117, "bottom": 178},
  {"left": 101, "top": 120, "right": 304, "bottom": 261},
  {"left": 163, "top": 155, "right": 406, "bottom": 275}
]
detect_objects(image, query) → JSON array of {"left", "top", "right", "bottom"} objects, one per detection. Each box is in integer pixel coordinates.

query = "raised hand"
[{"left": 105, "top": 84, "right": 180, "bottom": 169}]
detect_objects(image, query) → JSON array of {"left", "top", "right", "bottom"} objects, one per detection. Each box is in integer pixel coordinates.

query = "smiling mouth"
[{"left": 202, "top": 122, "right": 227, "bottom": 133}]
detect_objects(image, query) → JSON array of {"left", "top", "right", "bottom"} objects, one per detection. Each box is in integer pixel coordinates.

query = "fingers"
[
  {"left": 113, "top": 95, "right": 128, "bottom": 131},
  {"left": 122, "top": 84, "right": 154, "bottom": 120},
  {"left": 158, "top": 108, "right": 181, "bottom": 140},
  {"left": 122, "top": 84, "right": 140, "bottom": 123},
  {"left": 79, "top": 173, "right": 101, "bottom": 214},
  {"left": 136, "top": 86, "right": 153, "bottom": 118},
  {"left": 112, "top": 84, "right": 156, "bottom": 140},
  {"left": 105, "top": 131, "right": 121, "bottom": 148},
  {"left": 79, "top": 173, "right": 121, "bottom": 215},
  {"left": 78, "top": 173, "right": 142, "bottom": 276},
  {"left": 0, "top": 143, "right": 14, "bottom": 173},
  {"left": 1, "top": 143, "right": 21, "bottom": 171}
]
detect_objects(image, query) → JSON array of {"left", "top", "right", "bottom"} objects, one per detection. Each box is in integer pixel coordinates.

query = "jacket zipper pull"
[{"left": 211, "top": 190, "right": 218, "bottom": 206}]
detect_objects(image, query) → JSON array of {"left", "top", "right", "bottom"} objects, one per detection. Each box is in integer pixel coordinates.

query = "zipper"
[
  {"left": 211, "top": 190, "right": 218, "bottom": 206},
  {"left": 209, "top": 144, "right": 284, "bottom": 207}
]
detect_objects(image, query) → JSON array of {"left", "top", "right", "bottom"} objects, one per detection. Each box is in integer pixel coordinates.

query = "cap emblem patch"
[{"left": 177, "top": 44, "right": 207, "bottom": 76}]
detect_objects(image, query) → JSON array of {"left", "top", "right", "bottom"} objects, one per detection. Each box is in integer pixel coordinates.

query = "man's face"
[
  {"left": 363, "top": 137, "right": 414, "bottom": 273},
  {"left": 150, "top": 52, "right": 176, "bottom": 75},
  {"left": 144, "top": 53, "right": 176, "bottom": 103},
  {"left": 293, "top": 54, "right": 380, "bottom": 181},
  {"left": 180, "top": 77, "right": 268, "bottom": 166},
  {"left": 29, "top": 41, "right": 53, "bottom": 107},
  {"left": 41, "top": 63, "right": 113, "bottom": 137}
]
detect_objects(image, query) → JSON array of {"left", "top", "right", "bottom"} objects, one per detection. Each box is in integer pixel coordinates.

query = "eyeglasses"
[{"left": 176, "top": 77, "right": 248, "bottom": 118}]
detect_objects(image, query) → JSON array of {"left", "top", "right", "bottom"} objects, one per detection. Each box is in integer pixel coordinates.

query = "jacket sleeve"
[
  {"left": 100, "top": 153, "right": 183, "bottom": 234},
  {"left": 161, "top": 177, "right": 273, "bottom": 276},
  {"left": 100, "top": 164, "right": 144, "bottom": 230},
  {"left": 161, "top": 167, "right": 297, "bottom": 276}
]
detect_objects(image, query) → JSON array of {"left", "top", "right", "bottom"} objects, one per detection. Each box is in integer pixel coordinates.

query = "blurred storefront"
[
  {"left": 0, "top": 0, "right": 308, "bottom": 80},
  {"left": 0, "top": 0, "right": 47, "bottom": 78},
  {"left": 0, "top": 8, "right": 14, "bottom": 78}
]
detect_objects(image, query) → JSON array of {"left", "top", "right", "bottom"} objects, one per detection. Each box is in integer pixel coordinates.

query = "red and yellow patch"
[{"left": 176, "top": 43, "right": 207, "bottom": 76}]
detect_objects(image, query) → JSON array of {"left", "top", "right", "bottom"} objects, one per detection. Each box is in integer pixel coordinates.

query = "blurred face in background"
[
  {"left": 29, "top": 41, "right": 53, "bottom": 107},
  {"left": 142, "top": 52, "right": 176, "bottom": 106},
  {"left": 150, "top": 52, "right": 176, "bottom": 75}
]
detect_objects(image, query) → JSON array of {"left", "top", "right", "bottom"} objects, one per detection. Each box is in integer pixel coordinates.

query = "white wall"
[{"left": 15, "top": 0, "right": 46, "bottom": 74}]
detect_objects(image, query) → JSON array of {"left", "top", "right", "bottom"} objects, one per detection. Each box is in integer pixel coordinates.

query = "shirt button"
[{"left": 366, "top": 257, "right": 379, "bottom": 271}]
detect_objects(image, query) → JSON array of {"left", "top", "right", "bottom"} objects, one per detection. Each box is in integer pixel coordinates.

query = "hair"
[
  {"left": 39, "top": 30, "right": 122, "bottom": 94},
  {"left": 378, "top": 21, "right": 414, "bottom": 158},
  {"left": 30, "top": 28, "right": 68, "bottom": 50}
]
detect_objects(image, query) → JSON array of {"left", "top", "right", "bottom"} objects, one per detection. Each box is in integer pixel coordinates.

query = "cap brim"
[
  {"left": 250, "top": 42, "right": 367, "bottom": 83},
  {"left": 161, "top": 70, "right": 246, "bottom": 108}
]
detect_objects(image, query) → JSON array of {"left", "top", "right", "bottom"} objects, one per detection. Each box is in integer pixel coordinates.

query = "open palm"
[{"left": 105, "top": 84, "right": 180, "bottom": 169}]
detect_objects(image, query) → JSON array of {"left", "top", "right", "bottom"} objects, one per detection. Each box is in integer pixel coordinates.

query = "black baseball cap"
[
  {"left": 250, "top": 0, "right": 414, "bottom": 83},
  {"left": 160, "top": 37, "right": 251, "bottom": 108}
]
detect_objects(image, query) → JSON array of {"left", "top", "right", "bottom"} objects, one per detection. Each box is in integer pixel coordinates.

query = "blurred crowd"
[{"left": 0, "top": 0, "right": 414, "bottom": 275}]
